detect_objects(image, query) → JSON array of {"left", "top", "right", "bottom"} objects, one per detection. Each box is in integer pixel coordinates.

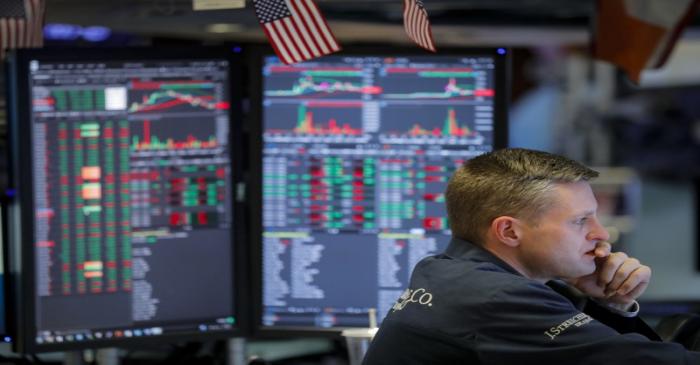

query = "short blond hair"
[{"left": 445, "top": 148, "right": 598, "bottom": 244}]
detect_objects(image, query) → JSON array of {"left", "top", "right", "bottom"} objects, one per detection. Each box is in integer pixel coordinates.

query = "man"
[{"left": 363, "top": 148, "right": 700, "bottom": 364}]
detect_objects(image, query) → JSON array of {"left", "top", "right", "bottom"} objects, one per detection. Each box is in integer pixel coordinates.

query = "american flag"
[
  {"left": 253, "top": 0, "right": 341, "bottom": 65},
  {"left": 403, "top": 0, "right": 436, "bottom": 52},
  {"left": 0, "top": 0, "right": 45, "bottom": 60}
]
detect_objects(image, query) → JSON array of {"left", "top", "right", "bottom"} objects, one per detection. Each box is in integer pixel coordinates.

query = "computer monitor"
[
  {"left": 1, "top": 207, "right": 10, "bottom": 343},
  {"left": 4, "top": 47, "right": 247, "bottom": 352},
  {"left": 0, "top": 280, "right": 6, "bottom": 343},
  {"left": 251, "top": 48, "right": 508, "bottom": 333}
]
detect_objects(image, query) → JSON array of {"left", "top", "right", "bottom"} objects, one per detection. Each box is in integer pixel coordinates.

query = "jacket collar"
[{"left": 444, "top": 237, "right": 523, "bottom": 277}]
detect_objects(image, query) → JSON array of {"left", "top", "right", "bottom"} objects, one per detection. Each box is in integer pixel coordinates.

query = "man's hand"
[{"left": 569, "top": 241, "right": 652, "bottom": 309}]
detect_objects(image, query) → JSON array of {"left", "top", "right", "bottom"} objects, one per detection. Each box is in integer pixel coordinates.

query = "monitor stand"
[
  {"left": 63, "top": 351, "right": 84, "bottom": 365},
  {"left": 96, "top": 348, "right": 119, "bottom": 365},
  {"left": 227, "top": 337, "right": 246, "bottom": 365},
  {"left": 63, "top": 348, "right": 119, "bottom": 365}
]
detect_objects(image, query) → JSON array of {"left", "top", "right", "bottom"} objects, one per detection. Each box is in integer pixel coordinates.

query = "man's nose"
[{"left": 587, "top": 217, "right": 610, "bottom": 242}]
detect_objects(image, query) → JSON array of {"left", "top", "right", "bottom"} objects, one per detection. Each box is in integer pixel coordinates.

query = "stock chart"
[
  {"left": 27, "top": 57, "right": 236, "bottom": 345},
  {"left": 261, "top": 54, "right": 500, "bottom": 329}
]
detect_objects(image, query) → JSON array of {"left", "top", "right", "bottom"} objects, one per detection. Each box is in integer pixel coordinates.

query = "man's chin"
[
  {"left": 578, "top": 263, "right": 597, "bottom": 277},
  {"left": 563, "top": 264, "right": 596, "bottom": 280}
]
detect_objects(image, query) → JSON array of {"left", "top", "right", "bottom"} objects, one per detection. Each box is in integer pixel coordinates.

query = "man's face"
[{"left": 516, "top": 181, "right": 610, "bottom": 282}]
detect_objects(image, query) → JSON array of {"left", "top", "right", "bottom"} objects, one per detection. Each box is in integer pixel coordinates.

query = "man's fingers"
[
  {"left": 594, "top": 241, "right": 612, "bottom": 258},
  {"left": 623, "top": 282, "right": 648, "bottom": 300},
  {"left": 611, "top": 280, "right": 649, "bottom": 303},
  {"left": 574, "top": 249, "right": 652, "bottom": 304},
  {"left": 615, "top": 266, "right": 651, "bottom": 296},
  {"left": 605, "top": 258, "right": 641, "bottom": 293},
  {"left": 596, "top": 252, "right": 628, "bottom": 287}
]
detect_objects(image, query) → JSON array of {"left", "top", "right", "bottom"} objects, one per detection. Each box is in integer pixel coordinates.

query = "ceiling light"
[{"left": 206, "top": 23, "right": 243, "bottom": 34}]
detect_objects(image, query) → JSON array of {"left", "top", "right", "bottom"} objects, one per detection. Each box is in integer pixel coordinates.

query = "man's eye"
[{"left": 576, "top": 218, "right": 588, "bottom": 225}]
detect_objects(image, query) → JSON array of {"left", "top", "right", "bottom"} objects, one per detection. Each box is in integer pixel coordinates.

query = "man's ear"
[{"left": 490, "top": 216, "right": 522, "bottom": 248}]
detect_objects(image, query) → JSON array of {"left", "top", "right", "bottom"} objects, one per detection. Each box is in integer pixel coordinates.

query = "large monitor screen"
[
  {"left": 256, "top": 49, "right": 508, "bottom": 331},
  {"left": 5, "top": 48, "right": 244, "bottom": 352}
]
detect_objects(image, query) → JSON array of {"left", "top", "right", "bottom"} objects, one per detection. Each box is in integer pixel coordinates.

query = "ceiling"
[{"left": 46, "top": 0, "right": 602, "bottom": 46}]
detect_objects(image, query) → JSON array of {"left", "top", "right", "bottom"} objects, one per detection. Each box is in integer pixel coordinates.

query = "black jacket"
[{"left": 363, "top": 238, "right": 700, "bottom": 364}]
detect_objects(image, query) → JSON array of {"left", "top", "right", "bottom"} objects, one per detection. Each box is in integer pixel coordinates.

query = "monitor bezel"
[
  {"left": 4, "top": 46, "right": 251, "bottom": 353},
  {"left": 248, "top": 45, "right": 510, "bottom": 337},
  {"left": 0, "top": 192, "right": 13, "bottom": 344}
]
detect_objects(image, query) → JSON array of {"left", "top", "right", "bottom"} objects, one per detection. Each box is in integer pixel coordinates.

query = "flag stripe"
[
  {"left": 287, "top": 16, "right": 318, "bottom": 58},
  {"left": 263, "top": 23, "right": 294, "bottom": 64},
  {"left": 0, "top": 19, "right": 8, "bottom": 60},
  {"left": 403, "top": 0, "right": 413, "bottom": 37},
  {"left": 406, "top": 0, "right": 419, "bottom": 43},
  {"left": 298, "top": 0, "right": 340, "bottom": 52},
  {"left": 10, "top": 18, "right": 18, "bottom": 49},
  {"left": 33, "top": 0, "right": 45, "bottom": 46},
  {"left": 299, "top": 4, "right": 333, "bottom": 55},
  {"left": 297, "top": 0, "right": 335, "bottom": 51},
  {"left": 280, "top": 18, "right": 311, "bottom": 60},
  {"left": 423, "top": 22, "right": 434, "bottom": 51},
  {"left": 287, "top": 10, "right": 320, "bottom": 57},
  {"left": 25, "top": 0, "right": 40, "bottom": 47},
  {"left": 287, "top": 0, "right": 322, "bottom": 57},
  {"left": 413, "top": 11, "right": 423, "bottom": 44},
  {"left": 417, "top": 11, "right": 430, "bottom": 49},
  {"left": 272, "top": 20, "right": 301, "bottom": 62},
  {"left": 19, "top": 18, "right": 26, "bottom": 48},
  {"left": 270, "top": 21, "right": 295, "bottom": 63},
  {"left": 23, "top": 0, "right": 30, "bottom": 46},
  {"left": 403, "top": 0, "right": 436, "bottom": 52},
  {"left": 425, "top": 14, "right": 436, "bottom": 52},
  {"left": 282, "top": 17, "right": 311, "bottom": 60},
  {"left": 293, "top": 0, "right": 330, "bottom": 54}
]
